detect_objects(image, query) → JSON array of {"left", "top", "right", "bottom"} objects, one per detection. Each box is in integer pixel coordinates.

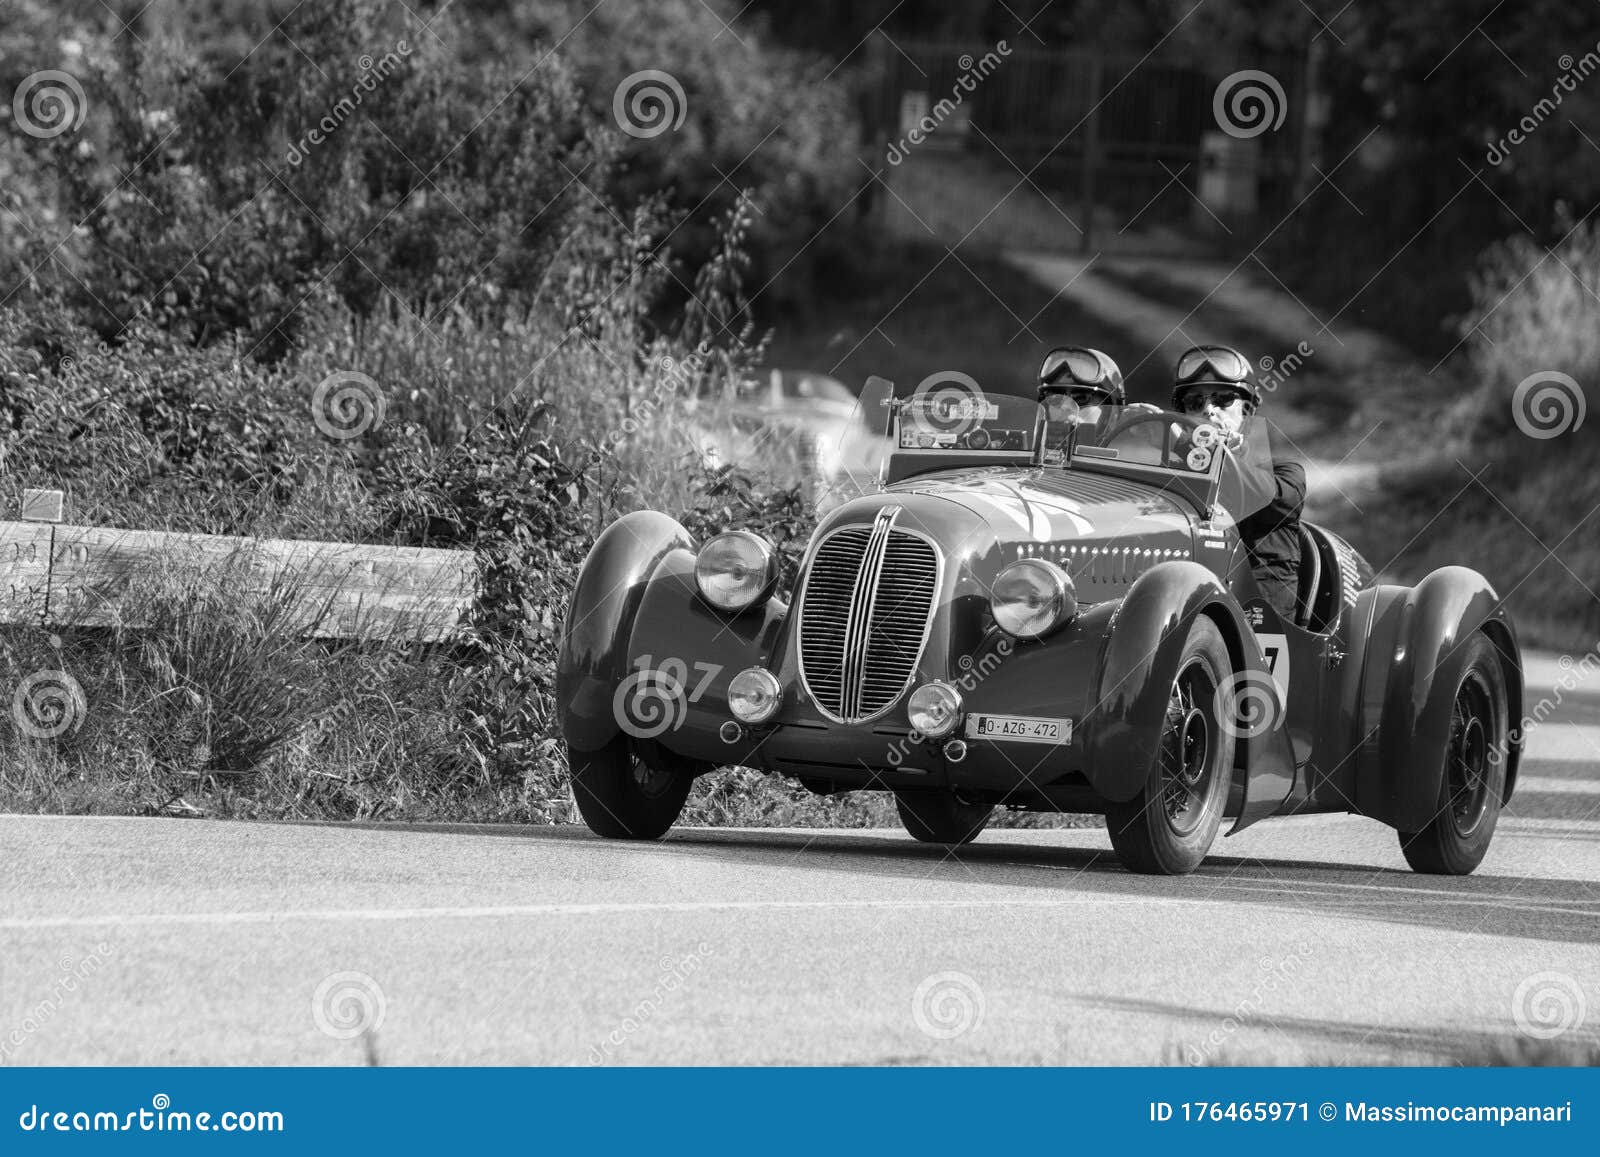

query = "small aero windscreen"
[
  {"left": 1070, "top": 407, "right": 1281, "bottom": 520},
  {"left": 895, "top": 391, "right": 1040, "bottom": 453}
]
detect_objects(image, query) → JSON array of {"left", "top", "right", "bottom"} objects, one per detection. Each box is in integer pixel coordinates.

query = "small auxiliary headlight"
[
  {"left": 695, "top": 531, "right": 777, "bottom": 612},
  {"left": 990, "top": 558, "right": 1077, "bottom": 639},
  {"left": 728, "top": 667, "right": 782, "bottom": 724},
  {"left": 907, "top": 682, "right": 963, "bottom": 738}
]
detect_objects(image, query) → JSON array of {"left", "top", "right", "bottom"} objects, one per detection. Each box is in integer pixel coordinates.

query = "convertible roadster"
[{"left": 557, "top": 374, "right": 1522, "bottom": 875}]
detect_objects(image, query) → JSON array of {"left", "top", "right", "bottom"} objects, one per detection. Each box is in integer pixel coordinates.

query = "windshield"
[
  {"left": 894, "top": 391, "right": 1039, "bottom": 453},
  {"left": 1067, "top": 405, "right": 1281, "bottom": 520},
  {"left": 885, "top": 387, "right": 1285, "bottom": 522}
]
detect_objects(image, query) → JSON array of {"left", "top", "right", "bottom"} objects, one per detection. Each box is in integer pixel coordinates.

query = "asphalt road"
[{"left": 2, "top": 653, "right": 1597, "bottom": 1066}]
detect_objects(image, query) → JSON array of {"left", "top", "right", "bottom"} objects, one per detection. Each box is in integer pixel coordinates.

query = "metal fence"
[{"left": 865, "top": 38, "right": 1309, "bottom": 254}]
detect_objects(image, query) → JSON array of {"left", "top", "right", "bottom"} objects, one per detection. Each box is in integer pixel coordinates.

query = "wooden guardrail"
[{"left": 1, "top": 490, "right": 477, "bottom": 643}]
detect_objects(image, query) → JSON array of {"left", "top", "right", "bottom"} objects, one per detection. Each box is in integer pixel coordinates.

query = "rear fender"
[
  {"left": 1353, "top": 566, "right": 1522, "bottom": 829},
  {"left": 1089, "top": 561, "right": 1296, "bottom": 828},
  {"left": 556, "top": 511, "right": 694, "bottom": 752}
]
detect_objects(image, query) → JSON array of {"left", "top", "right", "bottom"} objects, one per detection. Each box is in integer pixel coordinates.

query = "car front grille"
[{"left": 797, "top": 507, "right": 938, "bottom": 722}]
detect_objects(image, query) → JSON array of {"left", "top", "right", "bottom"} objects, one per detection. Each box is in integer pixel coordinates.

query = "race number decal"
[{"left": 1256, "top": 632, "right": 1290, "bottom": 699}]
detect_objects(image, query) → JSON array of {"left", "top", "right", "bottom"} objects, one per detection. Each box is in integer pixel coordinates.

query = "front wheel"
[
  {"left": 569, "top": 735, "right": 695, "bottom": 840},
  {"left": 1397, "top": 633, "right": 1508, "bottom": 875},
  {"left": 895, "top": 790, "right": 995, "bottom": 846},
  {"left": 1105, "top": 616, "right": 1236, "bottom": 875}
]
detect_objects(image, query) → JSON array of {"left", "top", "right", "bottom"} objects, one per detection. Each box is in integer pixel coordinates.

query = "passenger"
[{"left": 1171, "top": 344, "right": 1306, "bottom": 622}]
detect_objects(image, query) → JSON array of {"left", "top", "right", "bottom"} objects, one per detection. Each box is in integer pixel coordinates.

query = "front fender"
[
  {"left": 1089, "top": 561, "right": 1296, "bottom": 829},
  {"left": 1355, "top": 566, "right": 1523, "bottom": 829},
  {"left": 556, "top": 511, "right": 694, "bottom": 752}
]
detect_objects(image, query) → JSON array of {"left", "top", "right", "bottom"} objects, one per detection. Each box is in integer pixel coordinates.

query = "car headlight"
[
  {"left": 728, "top": 667, "right": 782, "bottom": 724},
  {"left": 908, "top": 682, "right": 963, "bottom": 738},
  {"left": 694, "top": 531, "right": 777, "bottom": 612},
  {"left": 990, "top": 558, "right": 1076, "bottom": 639}
]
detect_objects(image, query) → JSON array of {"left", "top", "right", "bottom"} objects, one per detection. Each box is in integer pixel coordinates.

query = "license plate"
[{"left": 965, "top": 714, "right": 1071, "bottom": 745}]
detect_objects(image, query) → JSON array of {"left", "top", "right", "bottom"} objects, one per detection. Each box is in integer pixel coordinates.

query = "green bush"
[
  {"left": 460, "top": 0, "right": 861, "bottom": 314},
  {"left": 0, "top": 0, "right": 862, "bottom": 825},
  {"left": 1459, "top": 214, "right": 1600, "bottom": 444},
  {"left": 5, "top": 0, "right": 608, "bottom": 357}
]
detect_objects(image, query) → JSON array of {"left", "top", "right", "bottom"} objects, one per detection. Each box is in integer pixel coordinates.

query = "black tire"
[
  {"left": 895, "top": 790, "right": 995, "bottom": 846},
  {"left": 1398, "top": 633, "right": 1508, "bottom": 875},
  {"left": 1105, "top": 616, "right": 1236, "bottom": 875},
  {"left": 569, "top": 735, "right": 694, "bottom": 840}
]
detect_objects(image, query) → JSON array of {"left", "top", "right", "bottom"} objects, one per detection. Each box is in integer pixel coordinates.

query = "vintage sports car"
[{"left": 557, "top": 374, "right": 1523, "bottom": 875}]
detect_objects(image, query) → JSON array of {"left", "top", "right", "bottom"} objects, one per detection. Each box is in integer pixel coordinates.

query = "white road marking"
[
  {"left": 1515, "top": 776, "right": 1600, "bottom": 796},
  {"left": 1521, "top": 724, "right": 1600, "bottom": 763},
  {"left": 0, "top": 894, "right": 1208, "bottom": 931}
]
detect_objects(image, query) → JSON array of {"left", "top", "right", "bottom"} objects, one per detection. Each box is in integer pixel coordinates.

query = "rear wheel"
[
  {"left": 1105, "top": 617, "right": 1236, "bottom": 875},
  {"left": 569, "top": 735, "right": 696, "bottom": 840},
  {"left": 895, "top": 790, "right": 995, "bottom": 846},
  {"left": 1398, "top": 634, "right": 1508, "bottom": 875}
]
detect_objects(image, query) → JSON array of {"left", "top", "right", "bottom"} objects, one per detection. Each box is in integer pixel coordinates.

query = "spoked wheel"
[
  {"left": 895, "top": 790, "right": 995, "bottom": 846},
  {"left": 1106, "top": 617, "right": 1236, "bottom": 875},
  {"left": 1398, "top": 633, "right": 1508, "bottom": 875},
  {"left": 569, "top": 734, "right": 698, "bottom": 840}
]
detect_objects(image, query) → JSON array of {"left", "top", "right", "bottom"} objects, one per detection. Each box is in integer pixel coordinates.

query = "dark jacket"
[{"left": 1236, "top": 459, "right": 1306, "bottom": 621}]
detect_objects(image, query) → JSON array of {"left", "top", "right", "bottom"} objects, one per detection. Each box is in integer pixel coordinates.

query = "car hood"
[{"left": 816, "top": 466, "right": 1196, "bottom": 555}]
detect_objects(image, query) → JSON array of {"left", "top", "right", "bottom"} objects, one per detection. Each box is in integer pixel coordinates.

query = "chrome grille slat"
[{"left": 796, "top": 508, "right": 938, "bottom": 723}]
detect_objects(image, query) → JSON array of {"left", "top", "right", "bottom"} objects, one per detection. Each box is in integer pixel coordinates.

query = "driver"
[
  {"left": 1171, "top": 344, "right": 1306, "bottom": 622},
  {"left": 1038, "top": 346, "right": 1125, "bottom": 424}
]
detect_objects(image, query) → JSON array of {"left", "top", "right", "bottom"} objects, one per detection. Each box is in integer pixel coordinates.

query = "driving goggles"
[
  {"left": 1174, "top": 345, "right": 1251, "bottom": 387},
  {"left": 1040, "top": 346, "right": 1117, "bottom": 389}
]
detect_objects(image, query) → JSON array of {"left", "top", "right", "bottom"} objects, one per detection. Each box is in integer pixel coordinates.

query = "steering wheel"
[
  {"left": 1094, "top": 411, "right": 1224, "bottom": 472},
  {"left": 1096, "top": 410, "right": 1182, "bottom": 464}
]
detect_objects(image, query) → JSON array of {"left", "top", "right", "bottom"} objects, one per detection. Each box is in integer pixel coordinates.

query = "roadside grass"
[
  {"left": 1352, "top": 448, "right": 1600, "bottom": 652},
  {"left": 1348, "top": 222, "right": 1600, "bottom": 653},
  {"left": 682, "top": 768, "right": 1104, "bottom": 830}
]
